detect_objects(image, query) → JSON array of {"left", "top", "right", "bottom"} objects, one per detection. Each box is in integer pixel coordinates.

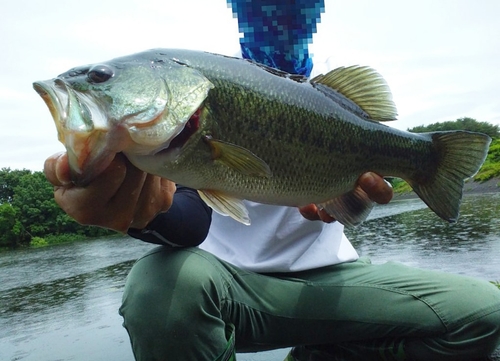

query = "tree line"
[
  {"left": 408, "top": 117, "right": 500, "bottom": 182},
  {"left": 387, "top": 117, "right": 499, "bottom": 192},
  {"left": 408, "top": 117, "right": 499, "bottom": 139},
  {"left": 0, "top": 169, "right": 114, "bottom": 249}
]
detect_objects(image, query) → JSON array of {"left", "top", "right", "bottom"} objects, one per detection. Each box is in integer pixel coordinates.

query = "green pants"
[{"left": 119, "top": 246, "right": 500, "bottom": 360}]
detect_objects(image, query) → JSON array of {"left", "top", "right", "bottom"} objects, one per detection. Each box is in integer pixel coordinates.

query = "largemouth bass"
[{"left": 33, "top": 49, "right": 491, "bottom": 226}]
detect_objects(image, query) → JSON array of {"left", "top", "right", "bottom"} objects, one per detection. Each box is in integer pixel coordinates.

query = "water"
[
  {"left": 0, "top": 193, "right": 499, "bottom": 361},
  {"left": 347, "top": 193, "right": 500, "bottom": 280},
  {"left": 0, "top": 237, "right": 154, "bottom": 361}
]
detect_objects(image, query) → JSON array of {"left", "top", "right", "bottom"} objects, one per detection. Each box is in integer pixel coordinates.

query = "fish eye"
[{"left": 87, "top": 65, "right": 114, "bottom": 83}]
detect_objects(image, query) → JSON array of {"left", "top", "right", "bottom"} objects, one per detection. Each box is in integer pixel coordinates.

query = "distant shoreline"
[
  {"left": 463, "top": 177, "right": 500, "bottom": 194},
  {"left": 393, "top": 177, "right": 500, "bottom": 200}
]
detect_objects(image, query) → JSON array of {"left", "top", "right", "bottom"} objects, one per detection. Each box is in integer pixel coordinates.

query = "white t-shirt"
[{"left": 200, "top": 201, "right": 359, "bottom": 273}]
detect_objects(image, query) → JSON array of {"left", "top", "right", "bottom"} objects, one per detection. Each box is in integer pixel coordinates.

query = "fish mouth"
[
  {"left": 33, "top": 79, "right": 118, "bottom": 185},
  {"left": 34, "top": 79, "right": 200, "bottom": 185},
  {"left": 33, "top": 79, "right": 68, "bottom": 138}
]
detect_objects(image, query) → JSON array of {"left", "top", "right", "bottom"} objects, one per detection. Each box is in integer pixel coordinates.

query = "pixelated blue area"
[{"left": 227, "top": 0, "right": 325, "bottom": 76}]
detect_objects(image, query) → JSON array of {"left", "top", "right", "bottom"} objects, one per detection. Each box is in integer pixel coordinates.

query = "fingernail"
[
  {"left": 362, "top": 172, "right": 377, "bottom": 187},
  {"left": 55, "top": 153, "right": 72, "bottom": 185}
]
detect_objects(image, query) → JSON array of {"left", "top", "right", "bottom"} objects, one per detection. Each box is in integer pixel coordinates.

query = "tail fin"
[{"left": 409, "top": 131, "right": 491, "bottom": 223}]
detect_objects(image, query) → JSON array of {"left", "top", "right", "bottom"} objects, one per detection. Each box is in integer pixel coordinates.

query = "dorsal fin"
[{"left": 311, "top": 65, "right": 398, "bottom": 122}]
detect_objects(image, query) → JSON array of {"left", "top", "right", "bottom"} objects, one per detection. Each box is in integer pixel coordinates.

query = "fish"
[{"left": 33, "top": 49, "right": 492, "bottom": 226}]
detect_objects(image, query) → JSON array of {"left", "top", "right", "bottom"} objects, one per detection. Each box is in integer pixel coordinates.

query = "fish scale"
[{"left": 33, "top": 49, "right": 491, "bottom": 226}]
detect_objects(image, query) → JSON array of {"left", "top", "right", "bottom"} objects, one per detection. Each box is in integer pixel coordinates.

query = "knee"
[
  {"left": 408, "top": 281, "right": 500, "bottom": 360},
  {"left": 446, "top": 281, "right": 500, "bottom": 358},
  {"left": 455, "top": 281, "right": 500, "bottom": 354},
  {"left": 118, "top": 247, "right": 232, "bottom": 359},
  {"left": 432, "top": 308, "right": 500, "bottom": 360},
  {"left": 471, "top": 306, "right": 500, "bottom": 354},
  {"left": 119, "top": 247, "right": 230, "bottom": 329},
  {"left": 121, "top": 246, "right": 229, "bottom": 309}
]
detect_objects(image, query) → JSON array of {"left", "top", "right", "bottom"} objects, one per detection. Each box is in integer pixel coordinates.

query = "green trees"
[
  {"left": 408, "top": 117, "right": 500, "bottom": 182},
  {"left": 389, "top": 117, "right": 500, "bottom": 192},
  {"left": 408, "top": 117, "right": 500, "bottom": 139},
  {"left": 0, "top": 168, "right": 31, "bottom": 204},
  {"left": 0, "top": 203, "right": 18, "bottom": 248},
  {"left": 474, "top": 138, "right": 500, "bottom": 181},
  {"left": 0, "top": 168, "right": 114, "bottom": 249}
]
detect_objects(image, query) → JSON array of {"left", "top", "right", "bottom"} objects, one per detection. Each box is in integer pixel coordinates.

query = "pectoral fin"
[
  {"left": 204, "top": 136, "right": 272, "bottom": 178},
  {"left": 318, "top": 187, "right": 374, "bottom": 227},
  {"left": 198, "top": 189, "right": 251, "bottom": 225}
]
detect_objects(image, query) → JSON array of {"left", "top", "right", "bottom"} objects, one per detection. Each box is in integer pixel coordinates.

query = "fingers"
[
  {"left": 298, "top": 172, "right": 393, "bottom": 223},
  {"left": 298, "top": 204, "right": 336, "bottom": 223},
  {"left": 51, "top": 153, "right": 134, "bottom": 231},
  {"left": 298, "top": 204, "right": 320, "bottom": 221},
  {"left": 317, "top": 208, "right": 336, "bottom": 223},
  {"left": 129, "top": 175, "right": 176, "bottom": 229},
  {"left": 44, "top": 152, "right": 72, "bottom": 186},
  {"left": 44, "top": 152, "right": 176, "bottom": 233},
  {"left": 357, "top": 172, "right": 393, "bottom": 204},
  {"left": 90, "top": 155, "right": 148, "bottom": 231}
]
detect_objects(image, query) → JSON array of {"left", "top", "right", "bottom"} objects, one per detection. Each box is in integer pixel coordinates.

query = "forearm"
[{"left": 128, "top": 187, "right": 212, "bottom": 247}]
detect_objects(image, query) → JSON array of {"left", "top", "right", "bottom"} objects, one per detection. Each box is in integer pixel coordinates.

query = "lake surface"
[
  {"left": 0, "top": 193, "right": 499, "bottom": 361},
  {"left": 346, "top": 192, "right": 500, "bottom": 280}
]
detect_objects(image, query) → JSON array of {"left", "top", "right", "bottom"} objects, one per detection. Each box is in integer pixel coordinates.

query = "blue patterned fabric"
[{"left": 227, "top": 0, "right": 325, "bottom": 76}]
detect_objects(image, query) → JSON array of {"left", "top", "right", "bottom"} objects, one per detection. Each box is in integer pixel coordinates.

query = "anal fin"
[{"left": 318, "top": 187, "right": 374, "bottom": 227}]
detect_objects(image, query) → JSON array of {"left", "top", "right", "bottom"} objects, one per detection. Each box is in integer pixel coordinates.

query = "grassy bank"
[
  {"left": 29, "top": 234, "right": 93, "bottom": 248},
  {"left": 391, "top": 177, "right": 500, "bottom": 198},
  {"left": 29, "top": 232, "right": 121, "bottom": 248},
  {"left": 0, "top": 233, "right": 121, "bottom": 251},
  {"left": 390, "top": 136, "right": 499, "bottom": 195},
  {"left": 391, "top": 177, "right": 500, "bottom": 196}
]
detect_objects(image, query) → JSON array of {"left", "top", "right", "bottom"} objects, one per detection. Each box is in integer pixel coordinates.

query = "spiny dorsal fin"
[{"left": 311, "top": 65, "right": 397, "bottom": 122}]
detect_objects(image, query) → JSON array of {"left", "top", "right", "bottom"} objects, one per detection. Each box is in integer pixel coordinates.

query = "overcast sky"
[{"left": 1, "top": 0, "right": 499, "bottom": 171}]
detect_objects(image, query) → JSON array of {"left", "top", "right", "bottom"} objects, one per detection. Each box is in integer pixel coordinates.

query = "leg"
[
  {"left": 119, "top": 246, "right": 237, "bottom": 361},
  {"left": 281, "top": 260, "right": 500, "bottom": 360},
  {"left": 120, "top": 247, "right": 500, "bottom": 360}
]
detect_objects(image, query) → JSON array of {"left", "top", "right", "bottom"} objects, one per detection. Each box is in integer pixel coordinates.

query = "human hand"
[
  {"left": 44, "top": 152, "right": 176, "bottom": 233},
  {"left": 298, "top": 172, "right": 393, "bottom": 223}
]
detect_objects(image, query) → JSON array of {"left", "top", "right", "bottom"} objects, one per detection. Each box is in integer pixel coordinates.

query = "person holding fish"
[{"left": 42, "top": 0, "right": 500, "bottom": 360}]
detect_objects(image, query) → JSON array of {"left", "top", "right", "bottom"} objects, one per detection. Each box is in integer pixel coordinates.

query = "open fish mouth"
[
  {"left": 33, "top": 79, "right": 109, "bottom": 138},
  {"left": 33, "top": 79, "right": 116, "bottom": 185},
  {"left": 33, "top": 80, "right": 69, "bottom": 140},
  {"left": 34, "top": 79, "right": 201, "bottom": 185}
]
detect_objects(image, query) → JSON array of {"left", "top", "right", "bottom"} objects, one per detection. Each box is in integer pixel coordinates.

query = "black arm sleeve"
[{"left": 127, "top": 186, "right": 212, "bottom": 247}]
